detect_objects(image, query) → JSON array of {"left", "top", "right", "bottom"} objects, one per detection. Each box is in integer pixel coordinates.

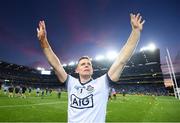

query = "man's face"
[{"left": 76, "top": 58, "right": 93, "bottom": 77}]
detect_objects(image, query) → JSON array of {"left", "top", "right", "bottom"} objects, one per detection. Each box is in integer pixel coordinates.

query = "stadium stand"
[{"left": 0, "top": 49, "right": 171, "bottom": 95}]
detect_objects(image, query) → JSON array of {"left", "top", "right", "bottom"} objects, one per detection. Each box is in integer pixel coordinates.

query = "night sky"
[{"left": 0, "top": 0, "right": 180, "bottom": 69}]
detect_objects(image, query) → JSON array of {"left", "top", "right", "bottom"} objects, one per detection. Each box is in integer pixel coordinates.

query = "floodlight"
[
  {"left": 62, "top": 64, "right": 67, "bottom": 67},
  {"left": 37, "top": 67, "right": 41, "bottom": 70},
  {"left": 95, "top": 55, "right": 105, "bottom": 61},
  {"left": 140, "top": 47, "right": 145, "bottom": 52},
  {"left": 41, "top": 70, "right": 51, "bottom": 75},
  {"left": 140, "top": 43, "right": 156, "bottom": 52},
  {"left": 106, "top": 51, "right": 118, "bottom": 60},
  {"left": 68, "top": 61, "right": 75, "bottom": 66},
  {"left": 148, "top": 43, "right": 156, "bottom": 51},
  {"left": 36, "top": 67, "right": 45, "bottom": 71},
  {"left": 75, "top": 61, "right": 78, "bottom": 64}
]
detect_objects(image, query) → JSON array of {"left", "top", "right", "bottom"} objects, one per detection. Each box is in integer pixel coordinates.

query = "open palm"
[
  {"left": 37, "top": 20, "right": 47, "bottom": 41},
  {"left": 130, "top": 13, "right": 145, "bottom": 31}
]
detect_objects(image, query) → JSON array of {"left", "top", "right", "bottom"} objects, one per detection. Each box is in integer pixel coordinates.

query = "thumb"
[{"left": 37, "top": 28, "right": 40, "bottom": 33}]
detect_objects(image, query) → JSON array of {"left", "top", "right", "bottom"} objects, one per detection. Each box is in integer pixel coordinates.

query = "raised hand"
[
  {"left": 130, "top": 13, "right": 145, "bottom": 31},
  {"left": 37, "top": 20, "right": 47, "bottom": 41}
]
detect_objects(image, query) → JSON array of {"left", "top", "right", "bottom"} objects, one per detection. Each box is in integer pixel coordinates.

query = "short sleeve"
[
  {"left": 66, "top": 75, "right": 78, "bottom": 92},
  {"left": 106, "top": 73, "right": 117, "bottom": 84}
]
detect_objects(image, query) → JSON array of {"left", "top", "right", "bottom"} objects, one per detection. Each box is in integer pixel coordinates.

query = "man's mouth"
[{"left": 84, "top": 69, "right": 90, "bottom": 72}]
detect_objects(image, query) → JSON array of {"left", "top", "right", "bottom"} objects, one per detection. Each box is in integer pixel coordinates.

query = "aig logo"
[{"left": 70, "top": 94, "right": 94, "bottom": 109}]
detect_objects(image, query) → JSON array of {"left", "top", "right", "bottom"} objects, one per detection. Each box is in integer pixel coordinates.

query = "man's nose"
[{"left": 85, "top": 64, "right": 89, "bottom": 67}]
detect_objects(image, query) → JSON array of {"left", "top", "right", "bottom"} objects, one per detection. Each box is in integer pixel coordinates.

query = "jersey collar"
[{"left": 78, "top": 77, "right": 93, "bottom": 85}]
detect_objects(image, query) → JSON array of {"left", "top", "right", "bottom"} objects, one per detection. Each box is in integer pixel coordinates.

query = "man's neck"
[{"left": 79, "top": 75, "right": 92, "bottom": 84}]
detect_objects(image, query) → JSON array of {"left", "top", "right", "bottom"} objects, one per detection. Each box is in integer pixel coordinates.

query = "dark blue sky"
[{"left": 0, "top": 0, "right": 180, "bottom": 69}]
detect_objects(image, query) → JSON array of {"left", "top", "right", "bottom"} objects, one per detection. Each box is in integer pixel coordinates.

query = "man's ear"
[{"left": 75, "top": 68, "right": 79, "bottom": 73}]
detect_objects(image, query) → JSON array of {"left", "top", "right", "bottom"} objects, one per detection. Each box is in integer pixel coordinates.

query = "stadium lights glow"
[
  {"left": 95, "top": 55, "right": 105, "bottom": 61},
  {"left": 62, "top": 50, "right": 118, "bottom": 64},
  {"left": 140, "top": 43, "right": 156, "bottom": 52},
  {"left": 41, "top": 70, "right": 51, "bottom": 75},
  {"left": 62, "top": 64, "right": 67, "bottom": 67},
  {"left": 36, "top": 67, "right": 45, "bottom": 71},
  {"left": 90, "top": 58, "right": 93, "bottom": 61},
  {"left": 148, "top": 43, "right": 156, "bottom": 51},
  {"left": 68, "top": 61, "right": 75, "bottom": 66},
  {"left": 37, "top": 67, "right": 41, "bottom": 70},
  {"left": 106, "top": 51, "right": 118, "bottom": 60}
]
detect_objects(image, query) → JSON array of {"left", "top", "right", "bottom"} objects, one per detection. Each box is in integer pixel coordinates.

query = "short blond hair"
[{"left": 78, "top": 56, "right": 91, "bottom": 63}]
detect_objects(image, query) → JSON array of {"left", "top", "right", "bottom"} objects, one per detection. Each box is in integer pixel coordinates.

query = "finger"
[
  {"left": 40, "top": 21, "right": 44, "bottom": 30},
  {"left": 39, "top": 21, "right": 41, "bottom": 28},
  {"left": 135, "top": 13, "right": 140, "bottom": 20},
  {"left": 42, "top": 21, "right": 46, "bottom": 29},
  {"left": 138, "top": 16, "right": 142, "bottom": 23},
  {"left": 130, "top": 13, "right": 135, "bottom": 20},
  {"left": 37, "top": 28, "right": 40, "bottom": 33},
  {"left": 40, "top": 20, "right": 43, "bottom": 25},
  {"left": 42, "top": 20, "right": 45, "bottom": 26},
  {"left": 39, "top": 21, "right": 42, "bottom": 28},
  {"left": 39, "top": 20, "right": 43, "bottom": 25},
  {"left": 130, "top": 13, "right": 133, "bottom": 18},
  {"left": 141, "top": 20, "right": 145, "bottom": 25},
  {"left": 40, "top": 20, "right": 45, "bottom": 29},
  {"left": 37, "top": 28, "right": 40, "bottom": 39}
]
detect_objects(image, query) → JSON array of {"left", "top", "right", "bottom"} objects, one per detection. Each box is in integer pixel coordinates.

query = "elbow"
[
  {"left": 109, "top": 76, "right": 120, "bottom": 82},
  {"left": 107, "top": 72, "right": 120, "bottom": 82}
]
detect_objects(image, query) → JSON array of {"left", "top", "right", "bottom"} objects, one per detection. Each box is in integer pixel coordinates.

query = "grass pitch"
[{"left": 0, "top": 90, "right": 180, "bottom": 122}]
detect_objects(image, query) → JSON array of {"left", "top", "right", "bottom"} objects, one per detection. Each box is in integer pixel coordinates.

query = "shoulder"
[
  {"left": 94, "top": 73, "right": 116, "bottom": 85},
  {"left": 65, "top": 75, "right": 79, "bottom": 89},
  {"left": 65, "top": 74, "right": 78, "bottom": 83}
]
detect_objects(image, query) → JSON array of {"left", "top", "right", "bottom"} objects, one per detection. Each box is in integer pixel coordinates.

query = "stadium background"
[{"left": 0, "top": 47, "right": 180, "bottom": 122}]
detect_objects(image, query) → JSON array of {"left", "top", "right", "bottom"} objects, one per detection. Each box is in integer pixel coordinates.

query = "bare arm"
[
  {"left": 37, "top": 21, "right": 67, "bottom": 83},
  {"left": 108, "top": 13, "right": 145, "bottom": 82}
]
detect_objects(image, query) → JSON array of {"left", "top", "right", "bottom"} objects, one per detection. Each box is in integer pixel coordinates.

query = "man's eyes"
[{"left": 80, "top": 63, "right": 91, "bottom": 66}]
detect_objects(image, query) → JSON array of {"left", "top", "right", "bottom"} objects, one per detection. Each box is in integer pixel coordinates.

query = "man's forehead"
[{"left": 79, "top": 59, "right": 92, "bottom": 64}]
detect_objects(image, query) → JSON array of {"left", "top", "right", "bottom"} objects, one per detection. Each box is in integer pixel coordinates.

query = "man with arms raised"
[{"left": 37, "top": 13, "right": 145, "bottom": 123}]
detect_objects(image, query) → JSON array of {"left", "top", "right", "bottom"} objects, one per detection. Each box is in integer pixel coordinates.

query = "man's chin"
[{"left": 82, "top": 73, "right": 92, "bottom": 77}]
